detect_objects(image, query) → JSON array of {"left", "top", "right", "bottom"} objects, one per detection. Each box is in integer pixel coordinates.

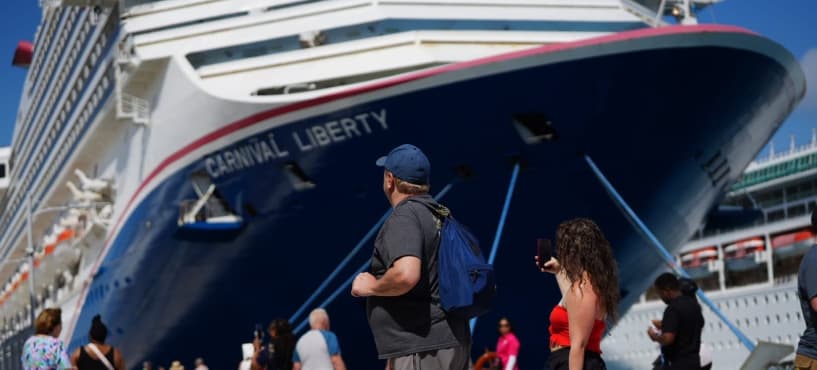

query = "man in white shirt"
[
  {"left": 293, "top": 309, "right": 346, "bottom": 370},
  {"left": 194, "top": 358, "right": 208, "bottom": 370}
]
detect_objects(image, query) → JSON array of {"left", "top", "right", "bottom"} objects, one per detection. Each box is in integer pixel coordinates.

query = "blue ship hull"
[{"left": 63, "top": 26, "right": 804, "bottom": 369}]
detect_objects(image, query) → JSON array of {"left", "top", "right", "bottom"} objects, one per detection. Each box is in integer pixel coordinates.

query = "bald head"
[{"left": 309, "top": 308, "right": 330, "bottom": 330}]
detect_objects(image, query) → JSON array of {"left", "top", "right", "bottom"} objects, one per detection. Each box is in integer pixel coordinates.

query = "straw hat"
[{"left": 169, "top": 361, "right": 184, "bottom": 370}]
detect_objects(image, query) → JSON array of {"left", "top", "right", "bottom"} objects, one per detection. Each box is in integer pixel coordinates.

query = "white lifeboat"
[
  {"left": 771, "top": 228, "right": 815, "bottom": 259},
  {"left": 680, "top": 246, "right": 718, "bottom": 279}
]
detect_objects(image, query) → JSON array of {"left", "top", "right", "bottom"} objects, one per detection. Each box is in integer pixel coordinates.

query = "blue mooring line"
[
  {"left": 293, "top": 182, "right": 456, "bottom": 334},
  {"left": 583, "top": 154, "right": 756, "bottom": 352},
  {"left": 289, "top": 209, "right": 393, "bottom": 324},
  {"left": 471, "top": 162, "right": 521, "bottom": 334}
]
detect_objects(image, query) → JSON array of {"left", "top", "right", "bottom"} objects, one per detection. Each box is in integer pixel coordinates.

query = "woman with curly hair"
[{"left": 536, "top": 218, "right": 620, "bottom": 370}]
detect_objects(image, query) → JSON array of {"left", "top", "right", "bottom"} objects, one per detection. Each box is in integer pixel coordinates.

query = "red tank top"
[{"left": 548, "top": 305, "right": 605, "bottom": 354}]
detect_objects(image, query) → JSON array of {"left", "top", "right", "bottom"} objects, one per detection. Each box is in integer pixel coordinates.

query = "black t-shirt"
[
  {"left": 365, "top": 195, "right": 470, "bottom": 359},
  {"left": 661, "top": 295, "right": 704, "bottom": 368}
]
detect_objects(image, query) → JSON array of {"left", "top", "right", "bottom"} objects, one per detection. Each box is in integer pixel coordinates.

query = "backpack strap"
[
  {"left": 86, "top": 343, "right": 115, "bottom": 370},
  {"left": 406, "top": 197, "right": 450, "bottom": 219}
]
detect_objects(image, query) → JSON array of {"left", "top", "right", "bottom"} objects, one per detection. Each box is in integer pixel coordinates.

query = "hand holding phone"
[{"left": 536, "top": 238, "right": 552, "bottom": 269}]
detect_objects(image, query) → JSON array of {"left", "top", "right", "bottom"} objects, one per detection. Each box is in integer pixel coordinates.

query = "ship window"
[
  {"left": 252, "top": 63, "right": 446, "bottom": 96},
  {"left": 0, "top": 163, "right": 5, "bottom": 178}
]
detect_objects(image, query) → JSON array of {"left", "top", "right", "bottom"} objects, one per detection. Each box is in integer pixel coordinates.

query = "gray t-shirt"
[
  {"left": 798, "top": 245, "right": 817, "bottom": 358},
  {"left": 365, "top": 195, "right": 470, "bottom": 359}
]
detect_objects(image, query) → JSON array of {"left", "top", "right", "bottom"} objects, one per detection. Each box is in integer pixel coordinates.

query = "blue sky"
[{"left": 0, "top": 0, "right": 815, "bottom": 154}]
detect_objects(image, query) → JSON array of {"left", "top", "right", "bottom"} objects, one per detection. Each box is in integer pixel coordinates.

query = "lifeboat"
[
  {"left": 724, "top": 237, "right": 766, "bottom": 271},
  {"left": 772, "top": 228, "right": 815, "bottom": 259},
  {"left": 38, "top": 229, "right": 77, "bottom": 277},
  {"left": 680, "top": 246, "right": 719, "bottom": 279}
]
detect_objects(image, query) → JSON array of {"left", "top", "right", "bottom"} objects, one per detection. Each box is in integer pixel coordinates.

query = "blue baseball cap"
[{"left": 375, "top": 144, "right": 430, "bottom": 185}]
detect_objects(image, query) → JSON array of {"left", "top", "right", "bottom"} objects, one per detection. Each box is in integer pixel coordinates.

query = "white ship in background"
[{"left": 605, "top": 133, "right": 817, "bottom": 369}]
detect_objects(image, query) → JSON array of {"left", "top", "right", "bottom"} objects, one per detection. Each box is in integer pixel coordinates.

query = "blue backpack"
[{"left": 411, "top": 199, "right": 496, "bottom": 319}]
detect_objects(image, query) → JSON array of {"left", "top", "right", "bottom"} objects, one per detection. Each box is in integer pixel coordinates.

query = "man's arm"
[
  {"left": 352, "top": 256, "right": 421, "bottom": 297},
  {"left": 648, "top": 328, "right": 676, "bottom": 346},
  {"left": 648, "top": 306, "right": 678, "bottom": 346},
  {"left": 331, "top": 355, "right": 346, "bottom": 370},
  {"left": 292, "top": 363, "right": 301, "bottom": 370},
  {"left": 804, "top": 252, "right": 817, "bottom": 312}
]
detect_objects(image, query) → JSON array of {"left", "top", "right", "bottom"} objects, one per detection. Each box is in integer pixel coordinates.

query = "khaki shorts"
[{"left": 796, "top": 353, "right": 817, "bottom": 370}]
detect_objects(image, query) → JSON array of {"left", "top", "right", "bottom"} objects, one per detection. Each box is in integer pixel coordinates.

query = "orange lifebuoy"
[{"left": 474, "top": 351, "right": 498, "bottom": 370}]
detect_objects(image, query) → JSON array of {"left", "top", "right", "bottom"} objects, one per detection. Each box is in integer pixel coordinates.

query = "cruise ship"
[
  {"left": 604, "top": 134, "right": 817, "bottom": 369},
  {"left": 0, "top": 1, "right": 807, "bottom": 369}
]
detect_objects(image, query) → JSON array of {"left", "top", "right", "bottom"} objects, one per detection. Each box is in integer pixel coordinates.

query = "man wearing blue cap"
[{"left": 351, "top": 144, "right": 470, "bottom": 370}]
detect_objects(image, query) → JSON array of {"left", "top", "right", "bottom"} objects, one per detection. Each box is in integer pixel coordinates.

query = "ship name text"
[{"left": 205, "top": 109, "right": 388, "bottom": 178}]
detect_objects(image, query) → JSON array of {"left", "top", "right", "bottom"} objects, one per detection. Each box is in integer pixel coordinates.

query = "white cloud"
[{"left": 802, "top": 48, "right": 817, "bottom": 110}]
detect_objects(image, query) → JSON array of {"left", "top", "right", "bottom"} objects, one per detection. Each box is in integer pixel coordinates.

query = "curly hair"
[{"left": 556, "top": 218, "right": 620, "bottom": 321}]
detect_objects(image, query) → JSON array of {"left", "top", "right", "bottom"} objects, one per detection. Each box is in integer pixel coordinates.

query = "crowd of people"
[{"left": 17, "top": 144, "right": 817, "bottom": 370}]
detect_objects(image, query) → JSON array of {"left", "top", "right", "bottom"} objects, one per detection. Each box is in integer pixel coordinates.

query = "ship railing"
[
  {"left": 774, "top": 274, "right": 797, "bottom": 286},
  {"left": 129, "top": 0, "right": 644, "bottom": 49},
  {"left": 747, "top": 140, "right": 817, "bottom": 169}
]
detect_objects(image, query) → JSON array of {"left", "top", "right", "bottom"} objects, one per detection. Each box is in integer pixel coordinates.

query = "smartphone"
[{"left": 537, "top": 238, "right": 552, "bottom": 269}]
